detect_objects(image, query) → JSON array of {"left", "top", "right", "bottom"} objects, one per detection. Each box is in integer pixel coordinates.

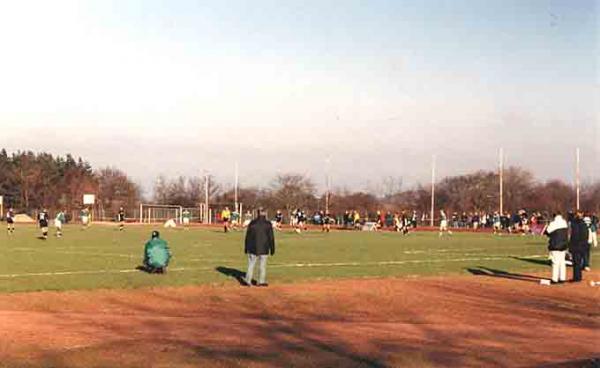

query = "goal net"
[{"left": 139, "top": 204, "right": 183, "bottom": 224}]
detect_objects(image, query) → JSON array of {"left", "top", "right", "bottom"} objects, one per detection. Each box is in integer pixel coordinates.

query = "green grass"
[{"left": 0, "top": 224, "right": 597, "bottom": 293}]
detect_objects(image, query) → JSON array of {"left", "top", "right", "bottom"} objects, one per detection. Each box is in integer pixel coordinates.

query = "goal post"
[{"left": 139, "top": 204, "right": 184, "bottom": 224}]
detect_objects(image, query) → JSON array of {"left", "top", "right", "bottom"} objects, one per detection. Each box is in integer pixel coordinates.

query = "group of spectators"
[
  {"left": 544, "top": 210, "right": 597, "bottom": 284},
  {"left": 287, "top": 208, "right": 598, "bottom": 238}
]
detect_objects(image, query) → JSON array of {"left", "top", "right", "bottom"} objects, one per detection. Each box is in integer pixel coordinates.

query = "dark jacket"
[
  {"left": 245, "top": 216, "right": 275, "bottom": 256},
  {"left": 569, "top": 218, "right": 590, "bottom": 253}
]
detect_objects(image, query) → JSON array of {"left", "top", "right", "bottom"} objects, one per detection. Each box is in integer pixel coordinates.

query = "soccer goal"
[{"left": 139, "top": 204, "right": 184, "bottom": 224}]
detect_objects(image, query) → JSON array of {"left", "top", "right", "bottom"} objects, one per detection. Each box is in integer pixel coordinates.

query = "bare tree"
[{"left": 270, "top": 173, "right": 316, "bottom": 213}]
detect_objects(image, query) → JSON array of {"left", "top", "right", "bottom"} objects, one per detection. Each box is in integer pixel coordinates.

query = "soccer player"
[
  {"left": 492, "top": 211, "right": 502, "bottom": 235},
  {"left": 221, "top": 206, "right": 231, "bottom": 233},
  {"left": 411, "top": 210, "right": 418, "bottom": 230},
  {"left": 393, "top": 213, "right": 401, "bottom": 232},
  {"left": 38, "top": 208, "right": 49, "bottom": 239},
  {"left": 353, "top": 211, "right": 361, "bottom": 230},
  {"left": 274, "top": 210, "right": 284, "bottom": 231},
  {"left": 54, "top": 209, "right": 66, "bottom": 237},
  {"left": 6, "top": 207, "right": 15, "bottom": 235},
  {"left": 243, "top": 211, "right": 253, "bottom": 228},
  {"left": 322, "top": 212, "right": 332, "bottom": 233},
  {"left": 182, "top": 209, "right": 191, "bottom": 229},
  {"left": 294, "top": 208, "right": 306, "bottom": 233},
  {"left": 402, "top": 212, "right": 411, "bottom": 235},
  {"left": 117, "top": 207, "right": 125, "bottom": 231},
  {"left": 375, "top": 210, "right": 383, "bottom": 230},
  {"left": 439, "top": 210, "right": 452, "bottom": 237},
  {"left": 231, "top": 208, "right": 240, "bottom": 231},
  {"left": 80, "top": 207, "right": 90, "bottom": 229}
]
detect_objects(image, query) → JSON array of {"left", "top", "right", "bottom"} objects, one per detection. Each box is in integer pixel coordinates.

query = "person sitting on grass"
[{"left": 142, "top": 231, "right": 171, "bottom": 274}]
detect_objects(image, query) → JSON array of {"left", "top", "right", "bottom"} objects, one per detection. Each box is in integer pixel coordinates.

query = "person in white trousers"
[{"left": 544, "top": 213, "right": 569, "bottom": 284}]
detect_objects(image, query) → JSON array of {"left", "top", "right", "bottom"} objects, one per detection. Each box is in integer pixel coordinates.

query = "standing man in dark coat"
[
  {"left": 243, "top": 208, "right": 275, "bottom": 287},
  {"left": 569, "top": 210, "right": 589, "bottom": 282}
]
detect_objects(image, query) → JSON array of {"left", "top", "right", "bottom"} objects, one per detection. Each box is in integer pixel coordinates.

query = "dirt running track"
[{"left": 0, "top": 272, "right": 598, "bottom": 368}]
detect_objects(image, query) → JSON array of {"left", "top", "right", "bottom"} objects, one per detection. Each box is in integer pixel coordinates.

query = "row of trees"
[
  {"left": 151, "top": 169, "right": 600, "bottom": 216},
  {"left": 0, "top": 150, "right": 141, "bottom": 215},
  {"left": 2, "top": 149, "right": 599, "bottom": 217}
]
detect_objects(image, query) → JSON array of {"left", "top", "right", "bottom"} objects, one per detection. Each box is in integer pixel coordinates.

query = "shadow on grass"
[
  {"left": 511, "top": 256, "right": 551, "bottom": 267},
  {"left": 466, "top": 266, "right": 543, "bottom": 283},
  {"left": 215, "top": 266, "right": 247, "bottom": 286}
]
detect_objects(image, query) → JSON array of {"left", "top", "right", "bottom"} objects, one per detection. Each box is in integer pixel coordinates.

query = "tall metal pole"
[
  {"left": 499, "top": 147, "right": 504, "bottom": 215},
  {"left": 204, "top": 172, "right": 209, "bottom": 224},
  {"left": 234, "top": 161, "right": 239, "bottom": 213},
  {"left": 325, "top": 156, "right": 331, "bottom": 213},
  {"left": 576, "top": 147, "right": 580, "bottom": 210},
  {"left": 430, "top": 154, "right": 436, "bottom": 227}
]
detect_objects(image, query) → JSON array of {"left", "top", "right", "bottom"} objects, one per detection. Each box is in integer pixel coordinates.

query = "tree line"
[
  {"left": 154, "top": 169, "right": 600, "bottom": 217},
  {"left": 0, "top": 150, "right": 141, "bottom": 216},
  {"left": 1, "top": 149, "right": 599, "bottom": 218}
]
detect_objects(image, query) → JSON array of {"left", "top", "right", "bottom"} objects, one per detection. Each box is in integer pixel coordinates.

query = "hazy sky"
[{"left": 0, "top": 0, "right": 597, "bottom": 195}]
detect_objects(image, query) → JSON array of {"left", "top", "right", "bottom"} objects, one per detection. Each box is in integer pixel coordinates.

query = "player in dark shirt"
[
  {"left": 38, "top": 209, "right": 49, "bottom": 239},
  {"left": 117, "top": 207, "right": 126, "bottom": 231},
  {"left": 274, "top": 210, "right": 284, "bottom": 230},
  {"left": 6, "top": 208, "right": 15, "bottom": 235},
  {"left": 295, "top": 209, "right": 306, "bottom": 233},
  {"left": 322, "top": 212, "right": 332, "bottom": 233}
]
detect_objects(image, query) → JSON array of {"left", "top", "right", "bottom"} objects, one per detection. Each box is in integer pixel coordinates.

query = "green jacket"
[
  {"left": 144, "top": 238, "right": 171, "bottom": 268},
  {"left": 56, "top": 212, "right": 66, "bottom": 222}
]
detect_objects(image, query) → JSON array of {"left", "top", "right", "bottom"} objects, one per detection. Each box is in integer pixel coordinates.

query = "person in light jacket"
[{"left": 544, "top": 212, "right": 568, "bottom": 284}]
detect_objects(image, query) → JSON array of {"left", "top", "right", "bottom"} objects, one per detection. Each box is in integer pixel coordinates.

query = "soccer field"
[{"left": 4, "top": 224, "right": 595, "bottom": 293}]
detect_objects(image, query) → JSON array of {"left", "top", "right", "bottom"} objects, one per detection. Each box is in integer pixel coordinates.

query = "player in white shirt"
[{"left": 439, "top": 210, "right": 452, "bottom": 237}]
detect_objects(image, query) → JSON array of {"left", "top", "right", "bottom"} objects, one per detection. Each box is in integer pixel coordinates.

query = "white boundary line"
[{"left": 0, "top": 255, "right": 547, "bottom": 279}]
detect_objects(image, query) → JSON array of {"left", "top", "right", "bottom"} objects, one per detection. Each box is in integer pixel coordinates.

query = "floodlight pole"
[
  {"left": 576, "top": 147, "right": 580, "bottom": 210},
  {"left": 499, "top": 148, "right": 504, "bottom": 215},
  {"left": 325, "top": 156, "right": 331, "bottom": 214},
  {"left": 204, "top": 172, "right": 210, "bottom": 224},
  {"left": 234, "top": 161, "right": 239, "bottom": 213},
  {"left": 430, "top": 154, "right": 436, "bottom": 227}
]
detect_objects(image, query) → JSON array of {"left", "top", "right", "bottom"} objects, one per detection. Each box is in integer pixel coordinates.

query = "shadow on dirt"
[
  {"left": 536, "top": 357, "right": 600, "bottom": 368},
  {"left": 466, "top": 266, "right": 543, "bottom": 283},
  {"left": 5, "top": 275, "right": 599, "bottom": 368}
]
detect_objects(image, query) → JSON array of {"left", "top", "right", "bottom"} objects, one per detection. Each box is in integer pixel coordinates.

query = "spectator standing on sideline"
[
  {"left": 243, "top": 208, "right": 275, "bottom": 287},
  {"left": 569, "top": 211, "right": 589, "bottom": 282},
  {"left": 591, "top": 214, "right": 599, "bottom": 248},
  {"left": 544, "top": 212, "right": 569, "bottom": 284}
]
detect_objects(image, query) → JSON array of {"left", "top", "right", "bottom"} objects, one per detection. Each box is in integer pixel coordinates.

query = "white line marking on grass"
[
  {"left": 270, "top": 255, "right": 547, "bottom": 268},
  {"left": 8, "top": 248, "right": 134, "bottom": 258},
  {"left": 0, "top": 255, "right": 547, "bottom": 279},
  {"left": 0, "top": 266, "right": 214, "bottom": 278}
]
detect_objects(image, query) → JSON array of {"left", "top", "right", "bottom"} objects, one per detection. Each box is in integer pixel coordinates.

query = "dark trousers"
[
  {"left": 583, "top": 247, "right": 590, "bottom": 268},
  {"left": 572, "top": 251, "right": 585, "bottom": 282}
]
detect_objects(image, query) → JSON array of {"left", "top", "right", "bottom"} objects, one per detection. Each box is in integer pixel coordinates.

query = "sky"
[{"left": 0, "top": 0, "right": 597, "bottom": 196}]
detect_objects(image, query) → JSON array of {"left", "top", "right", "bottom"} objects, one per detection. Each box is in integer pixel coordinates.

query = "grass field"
[{"left": 3, "top": 223, "right": 596, "bottom": 293}]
